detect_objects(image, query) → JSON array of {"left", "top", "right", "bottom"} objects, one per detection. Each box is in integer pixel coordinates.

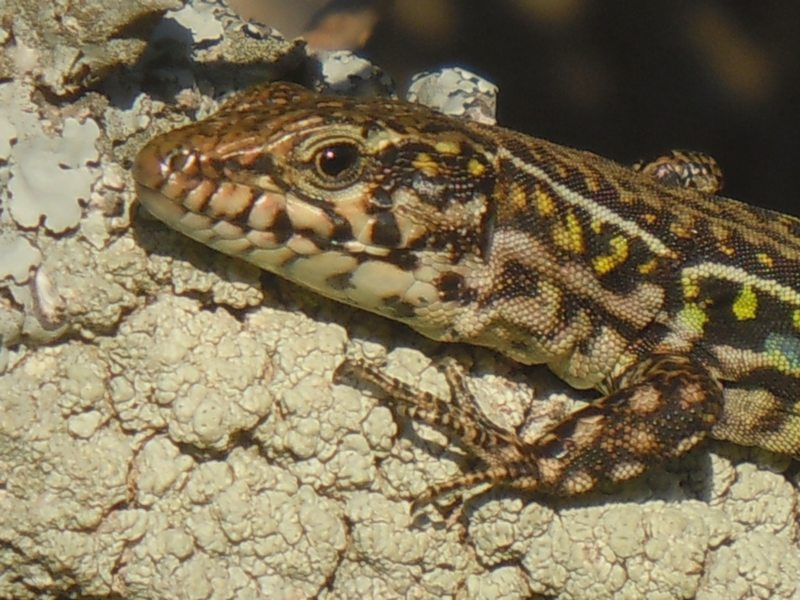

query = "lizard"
[{"left": 133, "top": 81, "right": 800, "bottom": 509}]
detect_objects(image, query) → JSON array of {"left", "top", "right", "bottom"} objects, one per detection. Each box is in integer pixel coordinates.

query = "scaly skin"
[{"left": 133, "top": 82, "right": 800, "bottom": 504}]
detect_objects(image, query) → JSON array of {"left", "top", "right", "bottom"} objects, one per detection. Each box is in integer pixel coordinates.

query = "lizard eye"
[{"left": 312, "top": 142, "right": 363, "bottom": 187}]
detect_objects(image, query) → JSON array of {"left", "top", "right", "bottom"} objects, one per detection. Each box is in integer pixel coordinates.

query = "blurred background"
[{"left": 229, "top": 0, "right": 799, "bottom": 214}]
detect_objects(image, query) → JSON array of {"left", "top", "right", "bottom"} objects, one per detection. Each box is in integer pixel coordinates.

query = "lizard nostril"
[{"left": 167, "top": 150, "right": 196, "bottom": 175}]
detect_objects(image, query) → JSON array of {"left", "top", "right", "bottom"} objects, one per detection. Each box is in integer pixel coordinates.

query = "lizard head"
[{"left": 134, "top": 82, "right": 499, "bottom": 330}]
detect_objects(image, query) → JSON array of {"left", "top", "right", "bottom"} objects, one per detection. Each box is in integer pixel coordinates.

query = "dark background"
[{"left": 240, "top": 1, "right": 800, "bottom": 214}]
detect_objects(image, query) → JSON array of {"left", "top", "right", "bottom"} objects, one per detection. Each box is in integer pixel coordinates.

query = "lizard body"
[{"left": 134, "top": 82, "right": 800, "bottom": 503}]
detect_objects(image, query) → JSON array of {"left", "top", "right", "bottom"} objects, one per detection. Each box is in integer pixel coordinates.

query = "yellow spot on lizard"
[
  {"left": 678, "top": 303, "right": 708, "bottom": 335},
  {"left": 681, "top": 273, "right": 700, "bottom": 300},
  {"left": 468, "top": 157, "right": 486, "bottom": 177},
  {"left": 732, "top": 284, "right": 758, "bottom": 320},
  {"left": 593, "top": 235, "right": 629, "bottom": 275},
  {"left": 757, "top": 252, "right": 774, "bottom": 268},
  {"left": 670, "top": 222, "right": 693, "bottom": 239},
  {"left": 412, "top": 153, "right": 439, "bottom": 177},
  {"left": 552, "top": 210, "right": 584, "bottom": 254},
  {"left": 534, "top": 184, "right": 555, "bottom": 216},
  {"left": 639, "top": 258, "right": 659, "bottom": 275},
  {"left": 792, "top": 309, "right": 800, "bottom": 331},
  {"left": 508, "top": 181, "right": 527, "bottom": 210},
  {"left": 434, "top": 140, "right": 460, "bottom": 155}
]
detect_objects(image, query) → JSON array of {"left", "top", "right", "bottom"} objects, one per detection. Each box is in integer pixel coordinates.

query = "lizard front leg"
[
  {"left": 633, "top": 149, "right": 724, "bottom": 193},
  {"left": 338, "top": 354, "right": 724, "bottom": 510}
]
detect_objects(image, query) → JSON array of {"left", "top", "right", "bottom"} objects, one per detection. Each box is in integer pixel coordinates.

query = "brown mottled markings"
[
  {"left": 628, "top": 385, "right": 661, "bottom": 414},
  {"left": 208, "top": 182, "right": 255, "bottom": 221},
  {"left": 625, "top": 427, "right": 661, "bottom": 454},
  {"left": 436, "top": 272, "right": 472, "bottom": 303},
  {"left": 181, "top": 179, "right": 216, "bottom": 214},
  {"left": 608, "top": 461, "right": 646, "bottom": 482},
  {"left": 369, "top": 211, "right": 402, "bottom": 247}
]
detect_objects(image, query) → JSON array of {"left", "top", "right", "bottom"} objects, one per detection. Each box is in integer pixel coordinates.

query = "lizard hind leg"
[
  {"left": 532, "top": 354, "right": 724, "bottom": 497},
  {"left": 337, "top": 353, "right": 724, "bottom": 510},
  {"left": 414, "top": 354, "right": 725, "bottom": 509},
  {"left": 336, "top": 355, "right": 540, "bottom": 511}
]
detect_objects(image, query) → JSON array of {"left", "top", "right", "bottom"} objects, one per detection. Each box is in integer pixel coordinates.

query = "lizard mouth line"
[{"left": 136, "top": 180, "right": 400, "bottom": 267}]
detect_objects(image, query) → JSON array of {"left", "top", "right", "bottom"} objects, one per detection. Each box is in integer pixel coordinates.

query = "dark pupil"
[{"left": 318, "top": 143, "right": 358, "bottom": 177}]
